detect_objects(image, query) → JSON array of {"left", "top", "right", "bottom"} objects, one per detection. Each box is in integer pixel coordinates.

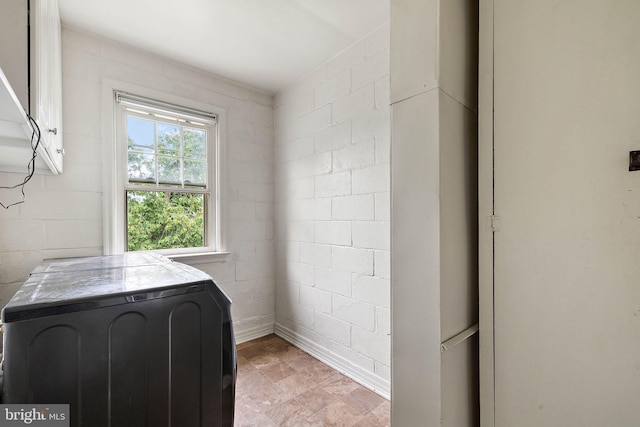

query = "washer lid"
[{"left": 2, "top": 253, "right": 217, "bottom": 323}]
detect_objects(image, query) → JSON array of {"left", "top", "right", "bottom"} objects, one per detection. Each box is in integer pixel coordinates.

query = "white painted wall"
[
  {"left": 481, "top": 1, "right": 640, "bottom": 425},
  {"left": 391, "top": 0, "right": 478, "bottom": 425},
  {"left": 273, "top": 23, "right": 391, "bottom": 396},
  {"left": 0, "top": 27, "right": 275, "bottom": 341}
]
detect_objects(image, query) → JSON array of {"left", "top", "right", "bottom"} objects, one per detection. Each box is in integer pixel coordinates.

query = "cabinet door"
[
  {"left": 487, "top": 1, "right": 640, "bottom": 426},
  {"left": 31, "top": 0, "right": 63, "bottom": 174}
]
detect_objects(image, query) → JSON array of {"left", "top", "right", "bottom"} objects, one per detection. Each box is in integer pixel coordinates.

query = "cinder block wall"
[{"left": 273, "top": 23, "right": 391, "bottom": 396}]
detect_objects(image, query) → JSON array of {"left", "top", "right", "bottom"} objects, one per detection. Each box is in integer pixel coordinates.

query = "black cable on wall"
[{"left": 0, "top": 115, "right": 41, "bottom": 209}]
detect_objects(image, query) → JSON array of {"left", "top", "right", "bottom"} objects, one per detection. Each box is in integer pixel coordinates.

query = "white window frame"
[{"left": 102, "top": 80, "right": 228, "bottom": 261}]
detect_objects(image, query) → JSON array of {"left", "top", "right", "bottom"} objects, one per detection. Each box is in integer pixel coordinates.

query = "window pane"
[
  {"left": 127, "top": 191, "right": 205, "bottom": 251},
  {"left": 128, "top": 153, "right": 155, "bottom": 183},
  {"left": 127, "top": 116, "right": 154, "bottom": 152},
  {"left": 184, "top": 128, "right": 206, "bottom": 159},
  {"left": 157, "top": 155, "right": 181, "bottom": 185},
  {"left": 183, "top": 159, "right": 206, "bottom": 187},
  {"left": 157, "top": 122, "right": 180, "bottom": 155}
]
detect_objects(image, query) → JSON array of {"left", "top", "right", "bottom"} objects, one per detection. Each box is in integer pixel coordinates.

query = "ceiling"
[{"left": 57, "top": 0, "right": 389, "bottom": 94}]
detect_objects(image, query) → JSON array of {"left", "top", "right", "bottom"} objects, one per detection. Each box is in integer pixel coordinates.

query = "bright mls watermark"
[{"left": 0, "top": 405, "right": 69, "bottom": 426}]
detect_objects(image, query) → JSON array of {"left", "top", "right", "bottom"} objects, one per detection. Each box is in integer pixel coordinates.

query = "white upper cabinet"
[
  {"left": 0, "top": 0, "right": 63, "bottom": 175},
  {"left": 31, "top": 0, "right": 64, "bottom": 174}
]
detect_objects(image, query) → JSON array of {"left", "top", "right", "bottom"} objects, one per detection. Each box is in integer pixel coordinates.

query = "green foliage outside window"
[{"left": 127, "top": 191, "right": 205, "bottom": 251}]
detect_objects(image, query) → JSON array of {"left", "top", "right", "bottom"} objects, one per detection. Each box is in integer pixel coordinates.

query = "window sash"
[
  {"left": 124, "top": 189, "right": 209, "bottom": 251},
  {"left": 124, "top": 109, "right": 210, "bottom": 190}
]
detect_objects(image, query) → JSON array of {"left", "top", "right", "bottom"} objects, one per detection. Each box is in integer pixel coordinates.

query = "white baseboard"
[
  {"left": 274, "top": 323, "right": 390, "bottom": 400},
  {"left": 234, "top": 323, "right": 275, "bottom": 344}
]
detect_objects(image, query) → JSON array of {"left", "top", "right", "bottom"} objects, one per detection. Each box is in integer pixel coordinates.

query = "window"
[{"left": 114, "top": 91, "right": 218, "bottom": 254}]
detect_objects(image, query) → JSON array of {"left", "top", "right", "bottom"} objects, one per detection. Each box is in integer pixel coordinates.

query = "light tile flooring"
[{"left": 235, "top": 334, "right": 390, "bottom": 427}]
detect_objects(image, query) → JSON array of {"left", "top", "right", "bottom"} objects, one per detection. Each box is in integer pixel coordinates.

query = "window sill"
[{"left": 168, "top": 251, "right": 231, "bottom": 265}]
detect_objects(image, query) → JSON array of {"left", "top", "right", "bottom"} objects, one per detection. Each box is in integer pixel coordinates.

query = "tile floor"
[{"left": 235, "top": 334, "right": 390, "bottom": 427}]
